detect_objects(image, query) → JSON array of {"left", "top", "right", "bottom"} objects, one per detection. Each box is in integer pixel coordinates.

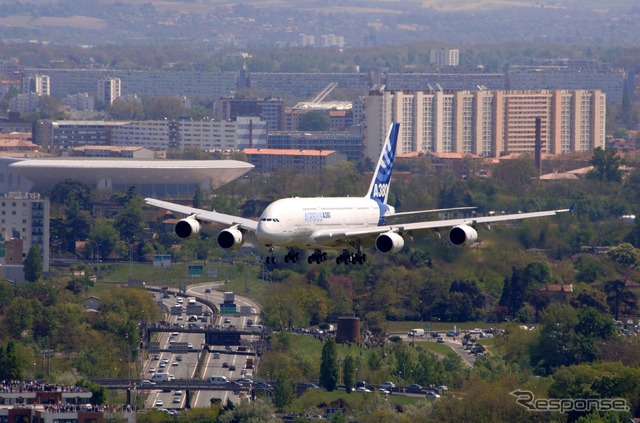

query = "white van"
[
  {"left": 151, "top": 373, "right": 175, "bottom": 382},
  {"left": 210, "top": 376, "right": 229, "bottom": 385}
]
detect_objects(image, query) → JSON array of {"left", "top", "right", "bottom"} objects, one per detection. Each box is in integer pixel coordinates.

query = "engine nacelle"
[
  {"left": 175, "top": 218, "right": 200, "bottom": 239},
  {"left": 448, "top": 225, "right": 478, "bottom": 246},
  {"left": 217, "top": 228, "right": 245, "bottom": 250},
  {"left": 375, "top": 231, "right": 405, "bottom": 254}
]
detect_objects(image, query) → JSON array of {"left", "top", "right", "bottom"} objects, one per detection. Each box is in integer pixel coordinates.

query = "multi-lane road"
[{"left": 142, "top": 283, "right": 263, "bottom": 410}]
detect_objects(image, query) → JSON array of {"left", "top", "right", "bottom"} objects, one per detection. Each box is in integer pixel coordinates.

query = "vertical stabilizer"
[{"left": 366, "top": 122, "right": 399, "bottom": 204}]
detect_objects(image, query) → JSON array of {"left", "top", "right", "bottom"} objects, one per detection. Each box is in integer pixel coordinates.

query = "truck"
[
  {"left": 188, "top": 297, "right": 196, "bottom": 305},
  {"left": 245, "top": 358, "right": 254, "bottom": 369},
  {"left": 224, "top": 291, "right": 235, "bottom": 304},
  {"left": 408, "top": 328, "right": 425, "bottom": 337}
]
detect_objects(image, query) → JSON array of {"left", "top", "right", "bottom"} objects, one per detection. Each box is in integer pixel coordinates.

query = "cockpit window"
[{"left": 261, "top": 218, "right": 280, "bottom": 222}]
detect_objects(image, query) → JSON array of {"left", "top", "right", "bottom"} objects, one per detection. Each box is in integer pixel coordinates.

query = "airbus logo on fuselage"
[{"left": 304, "top": 211, "right": 331, "bottom": 222}]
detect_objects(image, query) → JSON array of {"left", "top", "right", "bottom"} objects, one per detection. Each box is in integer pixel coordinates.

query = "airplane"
[{"left": 145, "top": 122, "right": 571, "bottom": 265}]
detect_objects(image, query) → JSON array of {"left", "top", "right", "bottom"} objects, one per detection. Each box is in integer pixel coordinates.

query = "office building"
[
  {"left": 267, "top": 130, "right": 364, "bottom": 161},
  {"left": 244, "top": 148, "right": 346, "bottom": 173}
]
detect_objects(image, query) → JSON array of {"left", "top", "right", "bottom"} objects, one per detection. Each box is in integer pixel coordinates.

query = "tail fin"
[{"left": 366, "top": 122, "right": 399, "bottom": 204}]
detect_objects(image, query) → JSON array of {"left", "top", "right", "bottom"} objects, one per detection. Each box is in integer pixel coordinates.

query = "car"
[
  {"left": 425, "top": 391, "right": 441, "bottom": 399},
  {"left": 162, "top": 358, "right": 169, "bottom": 364},
  {"left": 437, "top": 337, "right": 445, "bottom": 343},
  {"left": 406, "top": 384, "right": 423, "bottom": 392},
  {"left": 148, "top": 366, "right": 156, "bottom": 373},
  {"left": 174, "top": 390, "right": 183, "bottom": 396},
  {"left": 172, "top": 397, "right": 181, "bottom": 404},
  {"left": 172, "top": 361, "right": 179, "bottom": 366},
  {"left": 204, "top": 288, "right": 212, "bottom": 293},
  {"left": 229, "top": 364, "right": 236, "bottom": 371},
  {"left": 175, "top": 355, "right": 183, "bottom": 361},
  {"left": 356, "top": 386, "right": 372, "bottom": 393},
  {"left": 141, "top": 379, "right": 156, "bottom": 387},
  {"left": 213, "top": 353, "right": 220, "bottom": 359},
  {"left": 235, "top": 378, "right": 252, "bottom": 386},
  {"left": 159, "top": 362, "right": 166, "bottom": 368},
  {"left": 380, "top": 381, "right": 396, "bottom": 390},
  {"left": 379, "top": 388, "right": 391, "bottom": 394},
  {"left": 223, "top": 318, "right": 231, "bottom": 324},
  {"left": 177, "top": 315, "right": 184, "bottom": 320},
  {"left": 152, "top": 354, "right": 160, "bottom": 360},
  {"left": 177, "top": 298, "right": 184, "bottom": 304},
  {"left": 222, "top": 362, "right": 229, "bottom": 368},
  {"left": 154, "top": 399, "right": 163, "bottom": 407},
  {"left": 188, "top": 343, "right": 193, "bottom": 349},
  {"left": 355, "top": 380, "right": 368, "bottom": 389}
]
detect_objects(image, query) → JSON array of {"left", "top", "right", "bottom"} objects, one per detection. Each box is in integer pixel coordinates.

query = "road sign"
[
  {"left": 153, "top": 255, "right": 172, "bottom": 268},
  {"left": 208, "top": 268, "right": 218, "bottom": 278},
  {"left": 188, "top": 265, "right": 204, "bottom": 277}
]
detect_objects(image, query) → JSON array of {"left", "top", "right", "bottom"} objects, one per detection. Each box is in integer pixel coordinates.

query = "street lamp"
[
  {"left": 86, "top": 239, "right": 100, "bottom": 282},
  {"left": 118, "top": 240, "right": 133, "bottom": 282}
]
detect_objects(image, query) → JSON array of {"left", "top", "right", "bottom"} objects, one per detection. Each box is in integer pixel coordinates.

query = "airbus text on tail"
[{"left": 366, "top": 122, "right": 399, "bottom": 205}]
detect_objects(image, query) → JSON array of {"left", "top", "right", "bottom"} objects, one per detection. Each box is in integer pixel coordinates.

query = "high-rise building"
[
  {"left": 0, "top": 191, "right": 49, "bottom": 274},
  {"left": 21, "top": 74, "right": 50, "bottom": 96},
  {"left": 97, "top": 77, "right": 121, "bottom": 106},
  {"left": 429, "top": 48, "right": 460, "bottom": 67},
  {"left": 363, "top": 88, "right": 606, "bottom": 161}
]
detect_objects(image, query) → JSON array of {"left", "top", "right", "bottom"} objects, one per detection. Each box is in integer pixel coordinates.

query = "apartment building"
[
  {"left": 429, "top": 48, "right": 460, "bottom": 67},
  {"left": 25, "top": 69, "right": 237, "bottom": 98},
  {"left": 363, "top": 88, "right": 606, "bottom": 162},
  {"left": 21, "top": 74, "right": 50, "bottom": 96},
  {"left": 0, "top": 191, "right": 49, "bottom": 274},
  {"left": 97, "top": 77, "right": 121, "bottom": 106}
]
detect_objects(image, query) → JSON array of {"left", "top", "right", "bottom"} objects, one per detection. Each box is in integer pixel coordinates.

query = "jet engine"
[
  {"left": 175, "top": 218, "right": 200, "bottom": 239},
  {"left": 217, "top": 228, "right": 245, "bottom": 250},
  {"left": 375, "top": 231, "right": 405, "bottom": 254},
  {"left": 448, "top": 225, "right": 478, "bottom": 246}
]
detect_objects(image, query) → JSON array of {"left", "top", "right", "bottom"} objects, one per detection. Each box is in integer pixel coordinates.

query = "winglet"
[
  {"left": 366, "top": 122, "right": 400, "bottom": 204},
  {"left": 569, "top": 204, "right": 574, "bottom": 216}
]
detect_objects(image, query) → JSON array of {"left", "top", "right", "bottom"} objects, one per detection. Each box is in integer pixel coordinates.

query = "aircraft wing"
[
  {"left": 145, "top": 198, "right": 259, "bottom": 232},
  {"left": 313, "top": 208, "right": 571, "bottom": 244}
]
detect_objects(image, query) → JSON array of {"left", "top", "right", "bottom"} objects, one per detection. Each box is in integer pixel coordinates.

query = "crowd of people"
[{"left": 0, "top": 380, "right": 87, "bottom": 393}]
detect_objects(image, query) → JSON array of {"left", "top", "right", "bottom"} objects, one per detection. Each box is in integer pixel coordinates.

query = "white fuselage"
[{"left": 255, "top": 197, "right": 384, "bottom": 249}]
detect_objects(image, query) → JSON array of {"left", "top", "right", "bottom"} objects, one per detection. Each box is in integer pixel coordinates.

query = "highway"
[{"left": 139, "top": 283, "right": 262, "bottom": 410}]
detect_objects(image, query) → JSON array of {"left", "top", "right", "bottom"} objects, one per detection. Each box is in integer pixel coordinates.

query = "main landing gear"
[
  {"left": 284, "top": 250, "right": 300, "bottom": 263},
  {"left": 308, "top": 250, "right": 328, "bottom": 264},
  {"left": 336, "top": 250, "right": 367, "bottom": 265}
]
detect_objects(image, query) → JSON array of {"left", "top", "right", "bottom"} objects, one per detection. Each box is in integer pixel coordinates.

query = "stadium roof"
[{"left": 6, "top": 158, "right": 254, "bottom": 191}]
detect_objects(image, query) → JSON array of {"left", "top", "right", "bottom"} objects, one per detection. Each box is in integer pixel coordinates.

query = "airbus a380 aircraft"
[{"left": 146, "top": 123, "right": 571, "bottom": 265}]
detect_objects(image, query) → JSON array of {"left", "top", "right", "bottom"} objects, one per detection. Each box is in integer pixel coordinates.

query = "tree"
[
  {"left": 299, "top": 110, "right": 330, "bottom": 131},
  {"left": 604, "top": 279, "right": 637, "bottom": 320},
  {"left": 88, "top": 220, "right": 118, "bottom": 260},
  {"left": 343, "top": 355, "right": 355, "bottom": 394},
  {"left": 319, "top": 337, "right": 339, "bottom": 391},
  {"left": 114, "top": 201, "right": 145, "bottom": 243},
  {"left": 272, "top": 372, "right": 294, "bottom": 411},
  {"left": 589, "top": 147, "right": 622, "bottom": 182},
  {"left": 24, "top": 244, "right": 43, "bottom": 282},
  {"left": 192, "top": 187, "right": 204, "bottom": 209}
]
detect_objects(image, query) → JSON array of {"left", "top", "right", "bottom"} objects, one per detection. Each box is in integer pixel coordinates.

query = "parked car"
[
  {"left": 426, "top": 391, "right": 441, "bottom": 399},
  {"left": 406, "top": 384, "right": 423, "bottom": 392}
]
